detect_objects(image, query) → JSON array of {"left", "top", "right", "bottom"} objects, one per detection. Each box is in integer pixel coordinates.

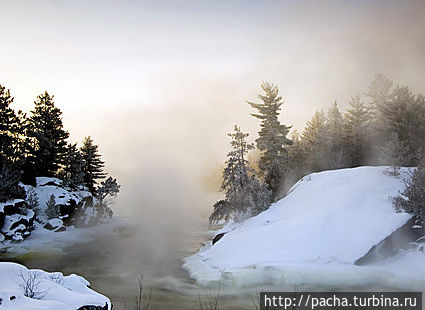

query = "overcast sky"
[{"left": 1, "top": 1, "right": 425, "bottom": 212}]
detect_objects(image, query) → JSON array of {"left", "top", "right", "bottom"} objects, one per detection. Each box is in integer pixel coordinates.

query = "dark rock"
[
  {"left": 54, "top": 226, "right": 66, "bottom": 232},
  {"left": 59, "top": 199, "right": 77, "bottom": 217},
  {"left": 212, "top": 232, "right": 226, "bottom": 245},
  {"left": 42, "top": 181, "right": 62, "bottom": 187},
  {"left": 3, "top": 203, "right": 20, "bottom": 216},
  {"left": 355, "top": 217, "right": 425, "bottom": 265},
  {"left": 77, "top": 302, "right": 109, "bottom": 310},
  {"left": 82, "top": 196, "right": 94, "bottom": 208},
  {"left": 14, "top": 200, "right": 26, "bottom": 210},
  {"left": 10, "top": 296, "right": 15, "bottom": 301},
  {"left": 44, "top": 222, "right": 56, "bottom": 230},
  {"left": 10, "top": 218, "right": 31, "bottom": 231},
  {"left": 0, "top": 212, "right": 4, "bottom": 230}
]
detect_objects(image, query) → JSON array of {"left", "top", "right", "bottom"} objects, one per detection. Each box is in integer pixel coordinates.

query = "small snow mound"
[{"left": 0, "top": 262, "right": 110, "bottom": 309}]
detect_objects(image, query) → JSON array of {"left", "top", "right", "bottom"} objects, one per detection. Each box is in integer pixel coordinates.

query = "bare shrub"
[
  {"left": 196, "top": 283, "right": 221, "bottom": 310},
  {"left": 135, "top": 274, "right": 151, "bottom": 310},
  {"left": 18, "top": 269, "right": 49, "bottom": 299}
]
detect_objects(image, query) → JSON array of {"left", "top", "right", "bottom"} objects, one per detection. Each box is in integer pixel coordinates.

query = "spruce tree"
[
  {"left": 27, "top": 92, "right": 69, "bottom": 177},
  {"left": 45, "top": 194, "right": 59, "bottom": 219},
  {"left": 247, "top": 82, "right": 292, "bottom": 200},
  {"left": 80, "top": 136, "right": 106, "bottom": 193},
  {"left": 210, "top": 125, "right": 271, "bottom": 224},
  {"left": 61, "top": 143, "right": 85, "bottom": 190},
  {"left": 0, "top": 84, "right": 22, "bottom": 163}
]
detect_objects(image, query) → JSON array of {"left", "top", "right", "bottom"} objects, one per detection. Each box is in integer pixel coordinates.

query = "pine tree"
[
  {"left": 45, "top": 194, "right": 59, "bottom": 219},
  {"left": 377, "top": 86, "right": 425, "bottom": 166},
  {"left": 210, "top": 125, "right": 271, "bottom": 224},
  {"left": 27, "top": 92, "right": 69, "bottom": 177},
  {"left": 344, "top": 95, "right": 373, "bottom": 166},
  {"left": 393, "top": 160, "right": 425, "bottom": 224},
  {"left": 365, "top": 73, "right": 393, "bottom": 112},
  {"left": 247, "top": 82, "right": 292, "bottom": 200},
  {"left": 365, "top": 74, "right": 393, "bottom": 163},
  {"left": 26, "top": 188, "right": 40, "bottom": 216},
  {"left": 301, "top": 110, "right": 328, "bottom": 172},
  {"left": 0, "top": 163, "right": 26, "bottom": 202},
  {"left": 61, "top": 143, "right": 85, "bottom": 190},
  {"left": 80, "top": 136, "right": 106, "bottom": 193},
  {"left": 378, "top": 131, "right": 405, "bottom": 175},
  {"left": 0, "top": 84, "right": 23, "bottom": 164},
  {"left": 286, "top": 130, "right": 307, "bottom": 187},
  {"left": 96, "top": 176, "right": 120, "bottom": 205},
  {"left": 325, "top": 101, "right": 347, "bottom": 169}
]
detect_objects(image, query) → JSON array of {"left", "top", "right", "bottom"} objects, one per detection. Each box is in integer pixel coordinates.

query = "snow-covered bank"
[
  {"left": 0, "top": 262, "right": 110, "bottom": 309},
  {"left": 1, "top": 177, "right": 113, "bottom": 243},
  {"left": 184, "top": 166, "right": 425, "bottom": 287}
]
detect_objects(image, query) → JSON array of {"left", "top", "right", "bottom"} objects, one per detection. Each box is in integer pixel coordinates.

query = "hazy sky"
[{"left": 1, "top": 0, "right": 425, "bottom": 216}]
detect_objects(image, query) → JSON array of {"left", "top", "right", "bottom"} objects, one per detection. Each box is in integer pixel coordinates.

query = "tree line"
[
  {"left": 0, "top": 85, "right": 119, "bottom": 203},
  {"left": 211, "top": 75, "right": 425, "bottom": 224}
]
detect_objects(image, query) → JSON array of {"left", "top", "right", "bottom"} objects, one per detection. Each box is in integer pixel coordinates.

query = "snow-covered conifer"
[
  {"left": 61, "top": 143, "right": 85, "bottom": 189},
  {"left": 247, "top": 82, "right": 292, "bottom": 200},
  {"left": 45, "top": 194, "right": 59, "bottom": 219},
  {"left": 80, "top": 136, "right": 106, "bottom": 193},
  {"left": 27, "top": 92, "right": 69, "bottom": 177},
  {"left": 210, "top": 125, "right": 271, "bottom": 224}
]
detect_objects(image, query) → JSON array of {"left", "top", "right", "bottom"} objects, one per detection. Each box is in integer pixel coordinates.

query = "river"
[{"left": 0, "top": 218, "right": 257, "bottom": 310}]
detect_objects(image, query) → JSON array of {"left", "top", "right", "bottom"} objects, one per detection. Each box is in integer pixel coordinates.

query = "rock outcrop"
[{"left": 355, "top": 217, "right": 424, "bottom": 265}]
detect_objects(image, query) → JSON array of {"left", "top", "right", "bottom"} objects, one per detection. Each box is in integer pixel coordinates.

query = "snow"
[
  {"left": 184, "top": 166, "right": 421, "bottom": 287},
  {"left": 22, "top": 177, "right": 94, "bottom": 217},
  {"left": 46, "top": 218, "right": 63, "bottom": 228},
  {"left": 0, "top": 262, "right": 110, "bottom": 309}
]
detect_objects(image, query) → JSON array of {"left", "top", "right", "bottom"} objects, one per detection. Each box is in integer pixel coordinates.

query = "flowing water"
[
  {"left": 1, "top": 217, "right": 423, "bottom": 310},
  {"left": 0, "top": 219, "right": 257, "bottom": 310}
]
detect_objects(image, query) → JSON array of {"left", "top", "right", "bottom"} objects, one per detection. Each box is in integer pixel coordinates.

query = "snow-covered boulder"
[
  {"left": 23, "top": 177, "right": 113, "bottom": 227},
  {"left": 0, "top": 200, "right": 35, "bottom": 241},
  {"left": 184, "top": 166, "right": 419, "bottom": 286},
  {"left": 0, "top": 177, "right": 113, "bottom": 244},
  {"left": 44, "top": 218, "right": 65, "bottom": 232},
  {"left": 0, "top": 262, "right": 110, "bottom": 309}
]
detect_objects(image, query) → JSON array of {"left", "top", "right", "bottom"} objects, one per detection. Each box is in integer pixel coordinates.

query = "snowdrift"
[
  {"left": 0, "top": 262, "right": 110, "bottom": 309},
  {"left": 184, "top": 167, "right": 424, "bottom": 287}
]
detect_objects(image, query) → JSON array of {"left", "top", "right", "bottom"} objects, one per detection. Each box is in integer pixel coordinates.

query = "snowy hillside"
[
  {"left": 184, "top": 166, "right": 425, "bottom": 287},
  {"left": 0, "top": 262, "right": 110, "bottom": 309}
]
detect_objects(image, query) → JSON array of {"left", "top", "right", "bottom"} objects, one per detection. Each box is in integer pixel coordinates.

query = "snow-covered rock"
[
  {"left": 44, "top": 218, "right": 65, "bottom": 232},
  {"left": 0, "top": 200, "right": 36, "bottom": 241},
  {"left": 184, "top": 166, "right": 422, "bottom": 286},
  {"left": 0, "top": 262, "right": 110, "bottom": 309},
  {"left": 0, "top": 177, "right": 113, "bottom": 244}
]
